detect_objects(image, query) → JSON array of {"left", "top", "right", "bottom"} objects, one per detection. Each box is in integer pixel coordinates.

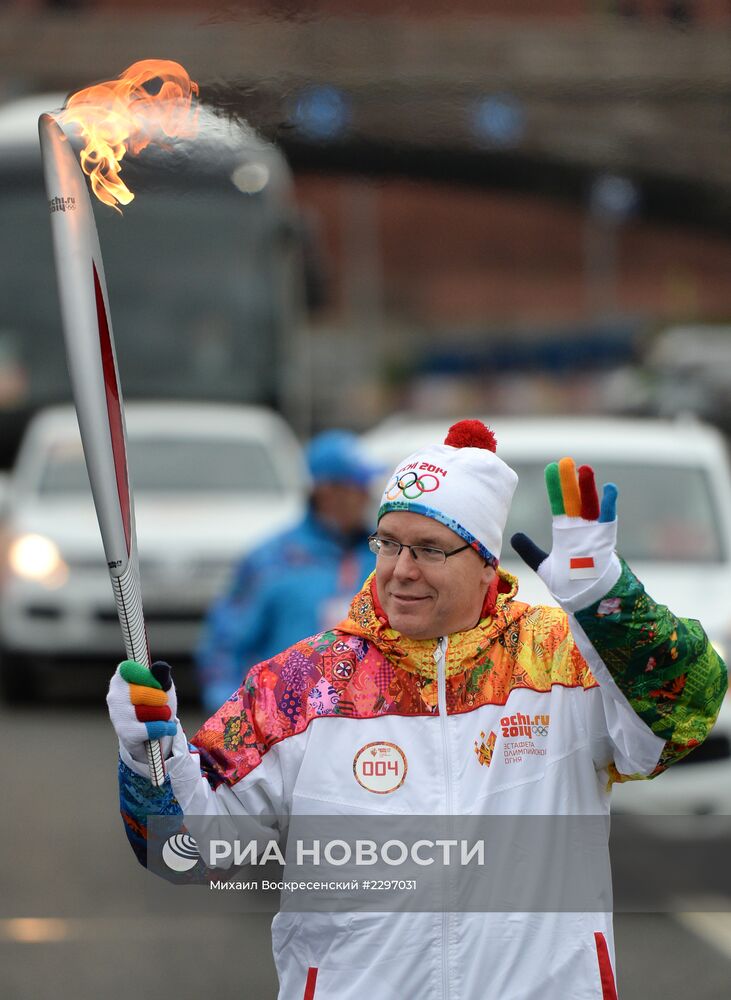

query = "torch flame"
[{"left": 58, "top": 59, "right": 199, "bottom": 210}]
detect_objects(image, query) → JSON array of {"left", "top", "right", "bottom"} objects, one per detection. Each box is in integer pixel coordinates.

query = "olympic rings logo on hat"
[{"left": 385, "top": 471, "right": 441, "bottom": 501}]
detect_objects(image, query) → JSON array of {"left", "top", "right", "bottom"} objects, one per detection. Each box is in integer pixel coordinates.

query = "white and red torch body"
[{"left": 38, "top": 114, "right": 165, "bottom": 786}]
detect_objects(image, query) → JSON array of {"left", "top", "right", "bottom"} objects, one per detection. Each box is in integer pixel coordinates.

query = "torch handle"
[{"left": 112, "top": 561, "right": 166, "bottom": 786}]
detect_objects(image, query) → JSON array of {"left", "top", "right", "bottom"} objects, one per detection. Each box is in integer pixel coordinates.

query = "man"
[
  {"left": 196, "top": 429, "right": 379, "bottom": 712},
  {"left": 108, "top": 419, "right": 726, "bottom": 1000}
]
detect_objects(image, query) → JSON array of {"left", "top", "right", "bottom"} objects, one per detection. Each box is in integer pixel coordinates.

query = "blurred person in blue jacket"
[{"left": 196, "top": 430, "right": 380, "bottom": 712}]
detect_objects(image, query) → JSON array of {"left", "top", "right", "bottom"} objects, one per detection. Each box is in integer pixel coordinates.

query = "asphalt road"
[{"left": 1, "top": 698, "right": 730, "bottom": 1000}]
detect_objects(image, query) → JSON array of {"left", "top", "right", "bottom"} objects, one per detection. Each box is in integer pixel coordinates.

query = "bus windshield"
[{"left": 0, "top": 179, "right": 293, "bottom": 414}]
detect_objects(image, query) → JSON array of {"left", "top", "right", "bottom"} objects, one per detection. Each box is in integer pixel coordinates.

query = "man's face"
[
  {"left": 315, "top": 482, "right": 372, "bottom": 535},
  {"left": 375, "top": 511, "right": 495, "bottom": 640}
]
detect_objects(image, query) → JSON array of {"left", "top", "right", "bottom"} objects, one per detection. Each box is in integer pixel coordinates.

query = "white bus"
[{"left": 0, "top": 92, "right": 312, "bottom": 467}]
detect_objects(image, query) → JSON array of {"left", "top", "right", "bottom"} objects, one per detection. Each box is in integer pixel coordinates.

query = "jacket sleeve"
[
  {"left": 568, "top": 558, "right": 727, "bottom": 781},
  {"left": 195, "top": 551, "right": 273, "bottom": 711},
  {"left": 118, "top": 652, "right": 306, "bottom": 871}
]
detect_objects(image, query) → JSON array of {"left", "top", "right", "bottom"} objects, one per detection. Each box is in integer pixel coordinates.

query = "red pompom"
[{"left": 444, "top": 419, "right": 497, "bottom": 452}]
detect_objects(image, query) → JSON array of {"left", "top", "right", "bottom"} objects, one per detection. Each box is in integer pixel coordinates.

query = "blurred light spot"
[
  {"left": 589, "top": 174, "right": 640, "bottom": 221},
  {"left": 292, "top": 86, "right": 349, "bottom": 141},
  {"left": 8, "top": 534, "right": 68, "bottom": 587},
  {"left": 3, "top": 918, "right": 70, "bottom": 943},
  {"left": 231, "top": 161, "right": 270, "bottom": 194},
  {"left": 470, "top": 95, "right": 525, "bottom": 147}
]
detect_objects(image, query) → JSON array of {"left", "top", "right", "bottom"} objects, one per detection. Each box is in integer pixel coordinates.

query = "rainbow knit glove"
[
  {"left": 106, "top": 660, "right": 178, "bottom": 764},
  {"left": 511, "top": 458, "right": 621, "bottom": 612}
]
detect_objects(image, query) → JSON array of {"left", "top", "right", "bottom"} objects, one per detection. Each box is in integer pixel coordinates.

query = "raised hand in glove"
[
  {"left": 511, "top": 458, "right": 620, "bottom": 612},
  {"left": 107, "top": 659, "right": 178, "bottom": 764}
]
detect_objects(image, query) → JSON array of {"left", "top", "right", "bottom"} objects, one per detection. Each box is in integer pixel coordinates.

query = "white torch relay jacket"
[{"left": 118, "top": 562, "right": 727, "bottom": 1000}]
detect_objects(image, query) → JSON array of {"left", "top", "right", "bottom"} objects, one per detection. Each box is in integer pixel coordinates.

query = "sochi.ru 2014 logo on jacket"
[
  {"left": 501, "top": 712, "right": 550, "bottom": 739},
  {"left": 474, "top": 714, "right": 551, "bottom": 769}
]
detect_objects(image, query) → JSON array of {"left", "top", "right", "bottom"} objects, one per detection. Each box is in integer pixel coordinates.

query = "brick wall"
[{"left": 296, "top": 173, "right": 731, "bottom": 330}]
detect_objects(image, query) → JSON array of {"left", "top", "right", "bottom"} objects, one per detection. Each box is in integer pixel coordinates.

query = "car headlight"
[{"left": 7, "top": 534, "right": 69, "bottom": 587}]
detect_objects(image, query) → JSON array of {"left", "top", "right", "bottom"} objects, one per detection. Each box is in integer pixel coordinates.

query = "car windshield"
[
  {"left": 38, "top": 437, "right": 284, "bottom": 495},
  {"left": 504, "top": 461, "right": 723, "bottom": 563}
]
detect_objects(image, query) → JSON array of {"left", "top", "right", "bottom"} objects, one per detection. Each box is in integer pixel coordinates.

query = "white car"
[
  {"left": 361, "top": 415, "right": 731, "bottom": 814},
  {"left": 0, "top": 403, "right": 308, "bottom": 700}
]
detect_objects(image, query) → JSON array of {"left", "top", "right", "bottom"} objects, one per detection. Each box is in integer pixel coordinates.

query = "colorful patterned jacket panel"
[
  {"left": 190, "top": 568, "right": 597, "bottom": 792},
  {"left": 575, "top": 560, "right": 727, "bottom": 780}
]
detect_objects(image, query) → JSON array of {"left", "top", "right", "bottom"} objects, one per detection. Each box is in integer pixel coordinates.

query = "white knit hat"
[{"left": 377, "top": 420, "right": 519, "bottom": 565}]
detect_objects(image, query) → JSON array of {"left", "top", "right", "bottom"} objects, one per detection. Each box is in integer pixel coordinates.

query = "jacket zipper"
[{"left": 435, "top": 636, "right": 452, "bottom": 1000}]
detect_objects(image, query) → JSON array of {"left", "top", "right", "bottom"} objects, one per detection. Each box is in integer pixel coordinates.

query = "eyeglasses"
[{"left": 368, "top": 534, "right": 472, "bottom": 565}]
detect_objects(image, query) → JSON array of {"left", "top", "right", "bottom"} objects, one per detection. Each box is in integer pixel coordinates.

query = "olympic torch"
[{"left": 38, "top": 61, "right": 199, "bottom": 787}]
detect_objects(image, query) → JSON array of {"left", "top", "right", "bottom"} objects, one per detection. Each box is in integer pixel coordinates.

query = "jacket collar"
[{"left": 336, "top": 568, "right": 526, "bottom": 679}]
